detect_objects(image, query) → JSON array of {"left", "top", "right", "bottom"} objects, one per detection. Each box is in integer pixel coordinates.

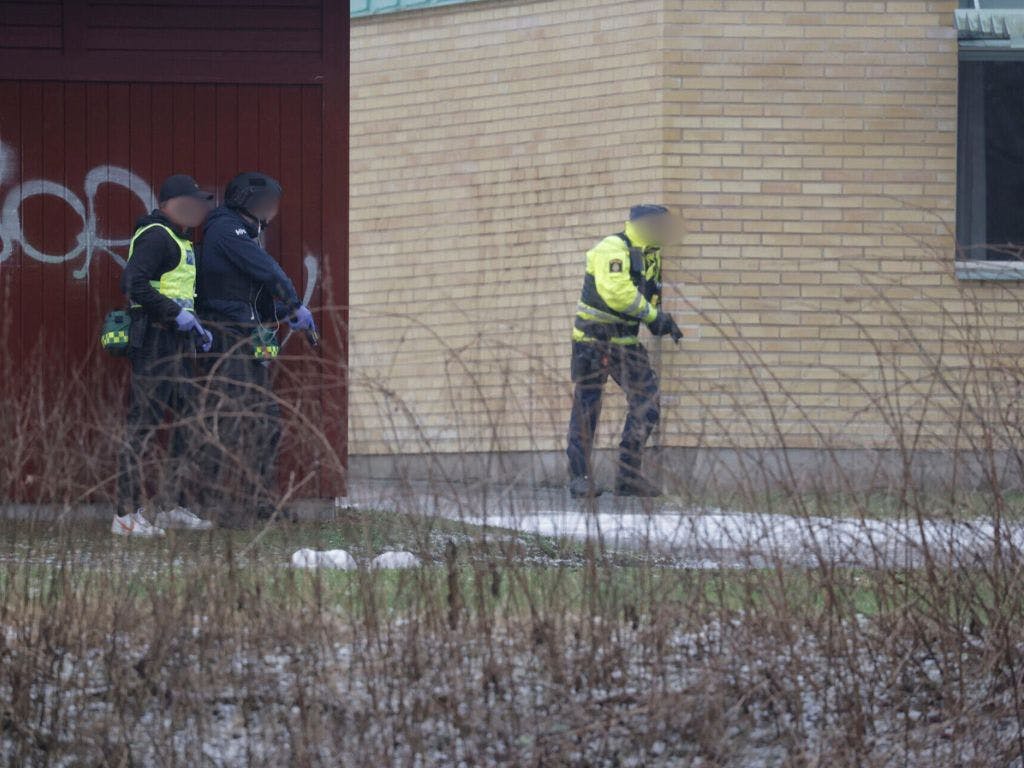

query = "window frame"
[{"left": 955, "top": 9, "right": 1024, "bottom": 279}]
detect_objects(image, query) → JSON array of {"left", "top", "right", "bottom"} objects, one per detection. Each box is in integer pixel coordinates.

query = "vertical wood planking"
[
  {"left": 64, "top": 81, "right": 87, "bottom": 362},
  {"left": 274, "top": 85, "right": 308, "bottom": 491},
  {"left": 0, "top": 82, "right": 22, "bottom": 362},
  {"left": 0, "top": 0, "right": 349, "bottom": 499},
  {"left": 278, "top": 86, "right": 303, "bottom": 315},
  {"left": 299, "top": 85, "right": 322, "bottom": 308},
  {"left": 40, "top": 82, "right": 65, "bottom": 362},
  {"left": 256, "top": 85, "right": 282, "bottom": 278},
  {"left": 105, "top": 83, "right": 131, "bottom": 308},
  {"left": 320, "top": 0, "right": 349, "bottom": 494},
  {"left": 214, "top": 85, "right": 238, "bottom": 206},
  {"left": 19, "top": 83, "right": 43, "bottom": 366},
  {"left": 193, "top": 84, "right": 218, "bottom": 203},
  {"left": 171, "top": 84, "right": 195, "bottom": 178},
  {"left": 128, "top": 82, "right": 153, "bottom": 277},
  {"left": 150, "top": 85, "right": 174, "bottom": 190},
  {"left": 235, "top": 84, "right": 259, "bottom": 174}
]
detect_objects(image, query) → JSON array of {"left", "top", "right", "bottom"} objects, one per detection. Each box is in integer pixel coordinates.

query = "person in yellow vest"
[
  {"left": 113, "top": 175, "right": 215, "bottom": 536},
  {"left": 567, "top": 204, "right": 683, "bottom": 499}
]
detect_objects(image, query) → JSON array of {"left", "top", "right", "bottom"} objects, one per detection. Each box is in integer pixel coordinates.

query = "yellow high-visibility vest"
[{"left": 126, "top": 223, "right": 197, "bottom": 311}]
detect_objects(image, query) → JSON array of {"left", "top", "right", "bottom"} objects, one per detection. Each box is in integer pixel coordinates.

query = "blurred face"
[
  {"left": 247, "top": 195, "right": 281, "bottom": 224},
  {"left": 633, "top": 212, "right": 678, "bottom": 247},
  {"left": 162, "top": 195, "right": 212, "bottom": 229}
]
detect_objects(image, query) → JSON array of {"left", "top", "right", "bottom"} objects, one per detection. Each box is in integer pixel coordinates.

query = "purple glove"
[
  {"left": 174, "top": 309, "right": 214, "bottom": 352},
  {"left": 288, "top": 305, "right": 316, "bottom": 333},
  {"left": 196, "top": 327, "right": 214, "bottom": 353}
]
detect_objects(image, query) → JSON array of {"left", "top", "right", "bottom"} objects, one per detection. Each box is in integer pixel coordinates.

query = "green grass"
[
  {"left": 0, "top": 511, "right": 989, "bottom": 625},
  {"left": 0, "top": 507, "right": 574, "bottom": 568},
  {"left": 2, "top": 506, "right": 1017, "bottom": 630}
]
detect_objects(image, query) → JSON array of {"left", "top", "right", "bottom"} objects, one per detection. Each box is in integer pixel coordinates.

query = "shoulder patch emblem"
[
  {"left": 234, "top": 228, "right": 248, "bottom": 237},
  {"left": 609, "top": 259, "right": 623, "bottom": 273}
]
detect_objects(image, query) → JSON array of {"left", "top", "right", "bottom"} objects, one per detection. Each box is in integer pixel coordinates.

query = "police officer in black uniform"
[{"left": 196, "top": 172, "right": 316, "bottom": 524}]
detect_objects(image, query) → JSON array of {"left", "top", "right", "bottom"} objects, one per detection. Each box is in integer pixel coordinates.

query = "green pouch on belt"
[
  {"left": 100, "top": 310, "right": 132, "bottom": 356},
  {"left": 253, "top": 326, "right": 280, "bottom": 360}
]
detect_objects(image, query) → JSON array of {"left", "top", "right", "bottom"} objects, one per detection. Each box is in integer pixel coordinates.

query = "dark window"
[{"left": 956, "top": 60, "right": 1024, "bottom": 261}]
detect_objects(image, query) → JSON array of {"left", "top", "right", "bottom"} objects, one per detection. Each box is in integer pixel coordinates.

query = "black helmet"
[{"left": 224, "top": 172, "right": 282, "bottom": 213}]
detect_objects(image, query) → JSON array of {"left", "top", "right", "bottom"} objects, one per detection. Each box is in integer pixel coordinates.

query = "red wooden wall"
[{"left": 0, "top": 0, "right": 349, "bottom": 498}]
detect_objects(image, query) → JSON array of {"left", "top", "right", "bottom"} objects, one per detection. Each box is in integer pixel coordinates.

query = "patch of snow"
[
  {"left": 460, "top": 507, "right": 1024, "bottom": 568},
  {"left": 290, "top": 548, "right": 319, "bottom": 568},
  {"left": 340, "top": 479, "right": 1024, "bottom": 569},
  {"left": 371, "top": 550, "right": 421, "bottom": 569},
  {"left": 289, "top": 548, "right": 356, "bottom": 570}
]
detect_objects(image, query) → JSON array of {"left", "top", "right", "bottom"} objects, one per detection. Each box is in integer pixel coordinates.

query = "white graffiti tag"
[
  {"left": 0, "top": 141, "right": 319, "bottom": 302},
  {"left": 0, "top": 142, "right": 155, "bottom": 279}
]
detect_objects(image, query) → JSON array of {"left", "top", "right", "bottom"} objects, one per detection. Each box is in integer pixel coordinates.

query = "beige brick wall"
[
  {"left": 659, "top": 0, "right": 985, "bottom": 453},
  {"left": 350, "top": 0, "right": 674, "bottom": 455},
  {"left": 350, "top": 0, "right": 1024, "bottom": 460}
]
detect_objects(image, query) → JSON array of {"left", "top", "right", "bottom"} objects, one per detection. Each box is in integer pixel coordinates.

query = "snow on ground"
[
  {"left": 342, "top": 480, "right": 1024, "bottom": 568},
  {"left": 371, "top": 550, "right": 421, "bottom": 569},
  {"left": 290, "top": 549, "right": 422, "bottom": 570},
  {"left": 462, "top": 507, "right": 1024, "bottom": 567},
  {"left": 290, "top": 548, "right": 357, "bottom": 570}
]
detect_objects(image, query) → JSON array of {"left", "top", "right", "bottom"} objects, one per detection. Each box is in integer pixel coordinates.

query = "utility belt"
[
  {"left": 132, "top": 296, "right": 194, "bottom": 311},
  {"left": 128, "top": 309, "right": 195, "bottom": 350},
  {"left": 100, "top": 307, "right": 188, "bottom": 356},
  {"left": 573, "top": 316, "right": 639, "bottom": 342}
]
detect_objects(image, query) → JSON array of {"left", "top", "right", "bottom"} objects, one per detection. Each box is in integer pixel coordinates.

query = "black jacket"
[
  {"left": 197, "top": 206, "right": 300, "bottom": 326},
  {"left": 120, "top": 211, "right": 191, "bottom": 324}
]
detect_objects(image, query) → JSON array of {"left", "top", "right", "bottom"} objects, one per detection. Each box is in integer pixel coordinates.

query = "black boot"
[
  {"left": 569, "top": 475, "right": 602, "bottom": 499},
  {"left": 614, "top": 474, "right": 663, "bottom": 497},
  {"left": 614, "top": 452, "right": 662, "bottom": 497}
]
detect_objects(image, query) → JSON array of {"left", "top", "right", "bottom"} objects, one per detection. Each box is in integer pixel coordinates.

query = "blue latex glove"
[
  {"left": 288, "top": 305, "right": 316, "bottom": 332},
  {"left": 196, "top": 327, "right": 214, "bottom": 353},
  {"left": 174, "top": 309, "right": 214, "bottom": 352}
]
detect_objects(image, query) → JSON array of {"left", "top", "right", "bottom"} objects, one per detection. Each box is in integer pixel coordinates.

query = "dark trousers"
[
  {"left": 195, "top": 326, "right": 281, "bottom": 518},
  {"left": 566, "top": 340, "right": 660, "bottom": 481},
  {"left": 116, "top": 319, "right": 197, "bottom": 515}
]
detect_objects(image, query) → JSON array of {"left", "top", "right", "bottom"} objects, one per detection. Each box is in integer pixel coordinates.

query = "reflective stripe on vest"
[
  {"left": 127, "top": 223, "right": 197, "bottom": 312},
  {"left": 572, "top": 326, "right": 639, "bottom": 346}
]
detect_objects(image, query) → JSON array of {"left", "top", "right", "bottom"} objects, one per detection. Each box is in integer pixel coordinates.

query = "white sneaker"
[
  {"left": 155, "top": 506, "right": 214, "bottom": 531},
  {"left": 112, "top": 509, "right": 165, "bottom": 537}
]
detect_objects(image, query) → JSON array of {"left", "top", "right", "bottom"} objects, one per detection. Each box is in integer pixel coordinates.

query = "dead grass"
[{"left": 1, "top": 264, "right": 1024, "bottom": 766}]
